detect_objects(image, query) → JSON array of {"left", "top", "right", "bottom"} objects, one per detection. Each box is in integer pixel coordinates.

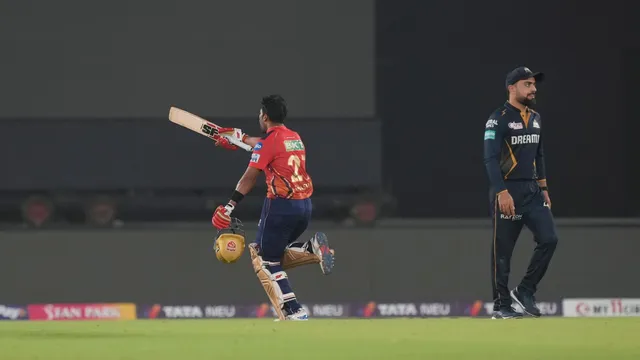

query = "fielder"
[
  {"left": 211, "top": 94, "right": 335, "bottom": 321},
  {"left": 483, "top": 67, "right": 559, "bottom": 319}
]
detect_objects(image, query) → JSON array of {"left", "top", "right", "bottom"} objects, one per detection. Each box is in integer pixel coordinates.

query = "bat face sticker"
[{"left": 200, "top": 123, "right": 220, "bottom": 138}]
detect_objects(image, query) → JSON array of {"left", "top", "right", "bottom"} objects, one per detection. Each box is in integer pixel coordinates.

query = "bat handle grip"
[{"left": 224, "top": 135, "right": 253, "bottom": 152}]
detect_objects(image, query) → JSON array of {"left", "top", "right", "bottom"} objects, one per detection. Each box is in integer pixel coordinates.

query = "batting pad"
[
  {"left": 282, "top": 246, "right": 321, "bottom": 270},
  {"left": 251, "top": 246, "right": 293, "bottom": 320}
]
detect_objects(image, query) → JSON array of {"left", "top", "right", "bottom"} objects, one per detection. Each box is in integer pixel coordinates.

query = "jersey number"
[{"left": 287, "top": 155, "right": 306, "bottom": 183}]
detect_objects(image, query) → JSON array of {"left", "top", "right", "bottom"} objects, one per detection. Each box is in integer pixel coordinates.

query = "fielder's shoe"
[
  {"left": 310, "top": 232, "right": 335, "bottom": 275},
  {"left": 491, "top": 307, "right": 524, "bottom": 319},
  {"left": 511, "top": 287, "right": 541, "bottom": 317},
  {"left": 285, "top": 308, "right": 309, "bottom": 321}
]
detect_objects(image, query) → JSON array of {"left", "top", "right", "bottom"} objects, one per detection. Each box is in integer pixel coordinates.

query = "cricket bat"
[{"left": 168, "top": 106, "right": 253, "bottom": 152}]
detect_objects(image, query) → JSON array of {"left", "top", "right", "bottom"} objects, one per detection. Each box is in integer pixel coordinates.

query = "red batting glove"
[
  {"left": 214, "top": 136, "right": 238, "bottom": 151},
  {"left": 212, "top": 204, "right": 234, "bottom": 229}
]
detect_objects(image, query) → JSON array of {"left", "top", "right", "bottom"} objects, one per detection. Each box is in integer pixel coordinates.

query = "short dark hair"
[{"left": 261, "top": 94, "right": 288, "bottom": 123}]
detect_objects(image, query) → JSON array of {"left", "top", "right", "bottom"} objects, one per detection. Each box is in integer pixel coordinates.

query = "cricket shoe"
[
  {"left": 285, "top": 308, "right": 309, "bottom": 321},
  {"left": 491, "top": 307, "right": 523, "bottom": 320},
  {"left": 511, "top": 287, "right": 541, "bottom": 317},
  {"left": 274, "top": 308, "right": 309, "bottom": 322},
  {"left": 310, "top": 232, "right": 335, "bottom": 275}
]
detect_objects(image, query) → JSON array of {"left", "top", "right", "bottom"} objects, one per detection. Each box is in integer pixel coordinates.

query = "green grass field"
[{"left": 0, "top": 318, "right": 638, "bottom": 360}]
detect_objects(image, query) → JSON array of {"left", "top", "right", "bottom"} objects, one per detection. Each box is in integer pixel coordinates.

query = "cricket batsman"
[
  {"left": 211, "top": 94, "right": 335, "bottom": 321},
  {"left": 483, "top": 67, "right": 559, "bottom": 319}
]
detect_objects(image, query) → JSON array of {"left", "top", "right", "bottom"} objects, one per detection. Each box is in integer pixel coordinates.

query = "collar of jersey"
[
  {"left": 504, "top": 101, "right": 530, "bottom": 114},
  {"left": 266, "top": 125, "right": 287, "bottom": 133}
]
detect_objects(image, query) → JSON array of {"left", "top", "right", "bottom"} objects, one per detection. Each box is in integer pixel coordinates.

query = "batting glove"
[
  {"left": 212, "top": 203, "right": 234, "bottom": 229},
  {"left": 217, "top": 127, "right": 248, "bottom": 144},
  {"left": 213, "top": 136, "right": 238, "bottom": 151}
]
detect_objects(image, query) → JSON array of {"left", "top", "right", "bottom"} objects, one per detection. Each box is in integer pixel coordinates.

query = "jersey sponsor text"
[{"left": 511, "top": 134, "right": 540, "bottom": 145}]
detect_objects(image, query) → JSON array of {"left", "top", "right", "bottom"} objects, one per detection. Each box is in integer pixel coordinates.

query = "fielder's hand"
[
  {"left": 212, "top": 204, "right": 234, "bottom": 229},
  {"left": 498, "top": 191, "right": 516, "bottom": 217},
  {"left": 542, "top": 190, "right": 552, "bottom": 209}
]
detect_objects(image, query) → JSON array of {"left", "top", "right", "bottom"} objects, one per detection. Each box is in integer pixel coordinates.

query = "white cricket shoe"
[
  {"left": 273, "top": 308, "right": 309, "bottom": 322},
  {"left": 285, "top": 308, "right": 309, "bottom": 321}
]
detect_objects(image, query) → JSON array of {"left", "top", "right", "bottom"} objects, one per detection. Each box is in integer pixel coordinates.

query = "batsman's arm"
[
  {"left": 227, "top": 139, "right": 274, "bottom": 207},
  {"left": 242, "top": 136, "right": 262, "bottom": 148},
  {"left": 228, "top": 167, "right": 262, "bottom": 207},
  {"left": 483, "top": 118, "right": 508, "bottom": 194},
  {"left": 214, "top": 165, "right": 261, "bottom": 227}
]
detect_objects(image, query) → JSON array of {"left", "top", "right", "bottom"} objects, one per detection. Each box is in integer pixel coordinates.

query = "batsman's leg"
[
  {"left": 512, "top": 200, "right": 558, "bottom": 317},
  {"left": 491, "top": 196, "right": 525, "bottom": 319},
  {"left": 252, "top": 200, "right": 306, "bottom": 320},
  {"left": 249, "top": 245, "right": 303, "bottom": 321},
  {"left": 281, "top": 198, "right": 335, "bottom": 274},
  {"left": 282, "top": 233, "right": 335, "bottom": 274}
]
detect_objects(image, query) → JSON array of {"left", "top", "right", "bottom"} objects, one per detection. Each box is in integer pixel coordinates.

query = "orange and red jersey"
[{"left": 248, "top": 125, "right": 314, "bottom": 200}]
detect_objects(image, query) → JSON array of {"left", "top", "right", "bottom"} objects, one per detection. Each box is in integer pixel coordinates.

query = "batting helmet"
[{"left": 214, "top": 217, "right": 246, "bottom": 264}]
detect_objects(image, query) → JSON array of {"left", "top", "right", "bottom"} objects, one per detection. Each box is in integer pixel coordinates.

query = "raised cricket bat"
[{"left": 168, "top": 106, "right": 253, "bottom": 152}]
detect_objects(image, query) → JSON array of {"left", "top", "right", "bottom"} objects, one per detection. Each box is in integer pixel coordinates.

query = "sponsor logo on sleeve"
[
  {"left": 485, "top": 119, "right": 498, "bottom": 128},
  {"left": 484, "top": 130, "right": 496, "bottom": 140}
]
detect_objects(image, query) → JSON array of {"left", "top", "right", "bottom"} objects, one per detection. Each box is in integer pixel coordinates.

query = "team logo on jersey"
[
  {"left": 533, "top": 120, "right": 540, "bottom": 128},
  {"left": 250, "top": 153, "right": 260, "bottom": 163},
  {"left": 254, "top": 142, "right": 263, "bottom": 151},
  {"left": 484, "top": 130, "right": 496, "bottom": 140},
  {"left": 284, "top": 140, "right": 304, "bottom": 152},
  {"left": 508, "top": 122, "right": 523, "bottom": 130},
  {"left": 485, "top": 119, "right": 498, "bottom": 128},
  {"left": 511, "top": 134, "right": 540, "bottom": 145}
]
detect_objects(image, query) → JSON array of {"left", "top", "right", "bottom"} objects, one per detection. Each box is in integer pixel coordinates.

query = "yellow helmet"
[{"left": 214, "top": 218, "right": 246, "bottom": 264}]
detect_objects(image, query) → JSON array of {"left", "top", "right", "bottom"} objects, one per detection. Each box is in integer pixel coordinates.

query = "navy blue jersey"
[{"left": 483, "top": 101, "right": 546, "bottom": 194}]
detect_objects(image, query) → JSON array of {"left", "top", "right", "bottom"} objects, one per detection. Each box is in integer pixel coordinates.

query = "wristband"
[
  {"left": 230, "top": 190, "right": 245, "bottom": 204},
  {"left": 540, "top": 186, "right": 548, "bottom": 191}
]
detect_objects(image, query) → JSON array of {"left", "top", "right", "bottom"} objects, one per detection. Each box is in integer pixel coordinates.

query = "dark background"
[
  {"left": 0, "top": 0, "right": 375, "bottom": 118},
  {"left": 377, "top": 0, "right": 640, "bottom": 218},
  {"left": 1, "top": 1, "right": 638, "bottom": 305},
  {"left": 2, "top": 1, "right": 638, "bottom": 220}
]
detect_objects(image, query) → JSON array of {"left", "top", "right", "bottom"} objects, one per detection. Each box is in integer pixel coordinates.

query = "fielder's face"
[
  {"left": 258, "top": 109, "right": 267, "bottom": 132},
  {"left": 512, "top": 77, "right": 537, "bottom": 107}
]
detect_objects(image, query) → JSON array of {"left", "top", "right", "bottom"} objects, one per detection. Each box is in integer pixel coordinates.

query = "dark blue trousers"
[
  {"left": 489, "top": 180, "right": 559, "bottom": 309},
  {"left": 254, "top": 197, "right": 313, "bottom": 262},
  {"left": 253, "top": 197, "right": 312, "bottom": 315}
]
